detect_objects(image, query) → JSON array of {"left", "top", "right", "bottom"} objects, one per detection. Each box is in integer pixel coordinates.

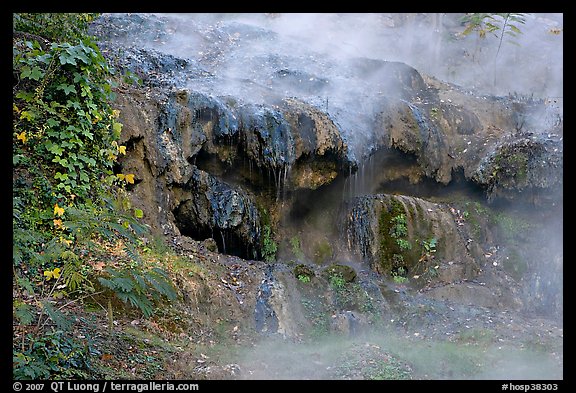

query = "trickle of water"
[{"left": 220, "top": 230, "right": 226, "bottom": 255}]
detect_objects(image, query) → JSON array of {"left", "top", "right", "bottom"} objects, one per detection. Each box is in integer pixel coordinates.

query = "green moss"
[
  {"left": 324, "top": 264, "right": 357, "bottom": 282},
  {"left": 378, "top": 198, "right": 413, "bottom": 274},
  {"left": 462, "top": 201, "right": 491, "bottom": 241},
  {"left": 490, "top": 148, "right": 531, "bottom": 189},
  {"left": 313, "top": 239, "right": 333, "bottom": 264},
  {"left": 290, "top": 236, "right": 305, "bottom": 260},
  {"left": 294, "top": 264, "right": 315, "bottom": 280},
  {"left": 493, "top": 211, "right": 533, "bottom": 242}
]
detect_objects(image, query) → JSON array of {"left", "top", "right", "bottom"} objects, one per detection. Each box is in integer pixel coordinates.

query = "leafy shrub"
[
  {"left": 13, "top": 330, "right": 96, "bottom": 380},
  {"left": 261, "top": 225, "right": 277, "bottom": 262},
  {"left": 98, "top": 265, "right": 177, "bottom": 318}
]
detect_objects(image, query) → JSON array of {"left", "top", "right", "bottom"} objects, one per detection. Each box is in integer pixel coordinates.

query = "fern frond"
[
  {"left": 14, "top": 301, "right": 35, "bottom": 325},
  {"left": 42, "top": 301, "right": 73, "bottom": 331}
]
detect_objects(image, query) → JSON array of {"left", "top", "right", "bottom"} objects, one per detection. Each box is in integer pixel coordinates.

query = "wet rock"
[
  {"left": 472, "top": 131, "right": 563, "bottom": 204},
  {"left": 174, "top": 167, "right": 260, "bottom": 259},
  {"left": 345, "top": 57, "right": 430, "bottom": 102},
  {"left": 254, "top": 266, "right": 279, "bottom": 334},
  {"left": 331, "top": 310, "right": 360, "bottom": 337},
  {"left": 423, "top": 281, "right": 522, "bottom": 310},
  {"left": 324, "top": 264, "right": 357, "bottom": 283},
  {"left": 343, "top": 194, "right": 479, "bottom": 284}
]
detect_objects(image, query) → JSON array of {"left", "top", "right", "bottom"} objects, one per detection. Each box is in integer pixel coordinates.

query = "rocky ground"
[{"left": 56, "top": 233, "right": 561, "bottom": 381}]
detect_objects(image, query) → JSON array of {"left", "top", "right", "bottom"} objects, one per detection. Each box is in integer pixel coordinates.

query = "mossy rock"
[
  {"left": 294, "top": 264, "right": 315, "bottom": 280},
  {"left": 202, "top": 238, "right": 218, "bottom": 252},
  {"left": 324, "top": 264, "right": 357, "bottom": 283}
]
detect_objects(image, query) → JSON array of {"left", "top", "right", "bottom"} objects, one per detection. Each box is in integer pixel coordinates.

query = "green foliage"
[
  {"left": 297, "top": 274, "right": 311, "bottom": 284},
  {"left": 13, "top": 36, "right": 123, "bottom": 202},
  {"left": 98, "top": 266, "right": 177, "bottom": 318},
  {"left": 13, "top": 301, "right": 35, "bottom": 325},
  {"left": 461, "top": 13, "right": 526, "bottom": 45},
  {"left": 12, "top": 14, "right": 162, "bottom": 380},
  {"left": 390, "top": 214, "right": 408, "bottom": 238},
  {"left": 422, "top": 237, "right": 437, "bottom": 256},
  {"left": 261, "top": 225, "right": 278, "bottom": 262},
  {"left": 62, "top": 192, "right": 149, "bottom": 247},
  {"left": 329, "top": 273, "right": 346, "bottom": 290},
  {"left": 14, "top": 13, "right": 101, "bottom": 43},
  {"left": 290, "top": 236, "right": 305, "bottom": 260},
  {"left": 461, "top": 13, "right": 527, "bottom": 71},
  {"left": 13, "top": 330, "right": 95, "bottom": 380},
  {"left": 392, "top": 267, "right": 408, "bottom": 284},
  {"left": 390, "top": 214, "right": 411, "bottom": 252},
  {"left": 378, "top": 200, "right": 412, "bottom": 275}
]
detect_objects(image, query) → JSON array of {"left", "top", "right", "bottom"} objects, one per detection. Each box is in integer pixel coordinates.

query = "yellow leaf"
[
  {"left": 53, "top": 219, "right": 63, "bottom": 229},
  {"left": 16, "top": 132, "right": 27, "bottom": 143},
  {"left": 112, "top": 109, "right": 121, "bottom": 118},
  {"left": 60, "top": 237, "right": 72, "bottom": 247},
  {"left": 54, "top": 204, "right": 65, "bottom": 217},
  {"left": 44, "top": 268, "right": 61, "bottom": 280},
  {"left": 116, "top": 174, "right": 125, "bottom": 181},
  {"left": 118, "top": 145, "right": 127, "bottom": 155},
  {"left": 125, "top": 174, "right": 135, "bottom": 184}
]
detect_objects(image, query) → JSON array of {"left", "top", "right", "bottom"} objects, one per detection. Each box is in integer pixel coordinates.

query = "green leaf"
[
  {"left": 509, "top": 25, "right": 522, "bottom": 35},
  {"left": 13, "top": 154, "right": 24, "bottom": 166},
  {"left": 15, "top": 91, "right": 34, "bottom": 102},
  {"left": 54, "top": 172, "right": 68, "bottom": 181},
  {"left": 113, "top": 122, "right": 123, "bottom": 133},
  {"left": 14, "top": 303, "right": 35, "bottom": 325},
  {"left": 79, "top": 171, "right": 89, "bottom": 183},
  {"left": 59, "top": 52, "right": 77, "bottom": 66},
  {"left": 57, "top": 84, "right": 76, "bottom": 95},
  {"left": 17, "top": 277, "right": 36, "bottom": 295},
  {"left": 46, "top": 118, "right": 60, "bottom": 128},
  {"left": 46, "top": 142, "right": 64, "bottom": 156},
  {"left": 20, "top": 110, "right": 36, "bottom": 122},
  {"left": 42, "top": 301, "right": 73, "bottom": 331},
  {"left": 66, "top": 100, "right": 82, "bottom": 110},
  {"left": 134, "top": 209, "right": 144, "bottom": 219},
  {"left": 52, "top": 157, "right": 68, "bottom": 167},
  {"left": 80, "top": 128, "right": 94, "bottom": 140}
]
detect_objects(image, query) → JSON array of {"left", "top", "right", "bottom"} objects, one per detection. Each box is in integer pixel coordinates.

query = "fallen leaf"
[{"left": 93, "top": 261, "right": 106, "bottom": 271}]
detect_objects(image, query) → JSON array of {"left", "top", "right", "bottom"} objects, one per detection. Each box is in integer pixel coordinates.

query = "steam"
[
  {"left": 126, "top": 12, "right": 562, "bottom": 161},
  {"left": 101, "top": 13, "right": 562, "bottom": 379},
  {"left": 143, "top": 12, "right": 563, "bottom": 99}
]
